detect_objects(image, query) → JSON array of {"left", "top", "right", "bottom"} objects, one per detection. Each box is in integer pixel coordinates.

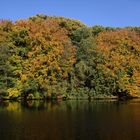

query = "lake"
[{"left": 0, "top": 99, "right": 140, "bottom": 140}]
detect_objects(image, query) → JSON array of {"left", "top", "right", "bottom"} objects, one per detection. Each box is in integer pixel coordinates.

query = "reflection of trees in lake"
[
  {"left": 0, "top": 100, "right": 119, "bottom": 112},
  {"left": 0, "top": 99, "right": 135, "bottom": 113},
  {"left": 1, "top": 100, "right": 140, "bottom": 140},
  {"left": 0, "top": 101, "right": 21, "bottom": 111}
]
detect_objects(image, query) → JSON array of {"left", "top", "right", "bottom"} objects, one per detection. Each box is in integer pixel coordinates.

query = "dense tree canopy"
[{"left": 0, "top": 15, "right": 140, "bottom": 100}]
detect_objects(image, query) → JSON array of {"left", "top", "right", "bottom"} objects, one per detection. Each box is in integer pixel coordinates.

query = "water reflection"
[{"left": 0, "top": 99, "right": 140, "bottom": 140}]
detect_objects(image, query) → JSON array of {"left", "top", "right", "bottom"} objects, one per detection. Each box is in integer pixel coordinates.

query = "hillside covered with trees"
[{"left": 0, "top": 14, "right": 140, "bottom": 100}]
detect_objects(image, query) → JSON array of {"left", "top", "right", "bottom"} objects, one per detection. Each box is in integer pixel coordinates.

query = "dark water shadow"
[{"left": 0, "top": 99, "right": 140, "bottom": 140}]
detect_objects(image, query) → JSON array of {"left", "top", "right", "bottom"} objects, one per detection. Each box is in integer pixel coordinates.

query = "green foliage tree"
[{"left": 70, "top": 28, "right": 117, "bottom": 98}]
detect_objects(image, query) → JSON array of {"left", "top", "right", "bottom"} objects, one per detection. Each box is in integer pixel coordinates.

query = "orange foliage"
[{"left": 96, "top": 29, "right": 140, "bottom": 96}]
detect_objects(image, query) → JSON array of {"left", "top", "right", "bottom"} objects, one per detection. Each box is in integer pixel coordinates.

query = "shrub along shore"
[{"left": 1, "top": 14, "right": 140, "bottom": 100}]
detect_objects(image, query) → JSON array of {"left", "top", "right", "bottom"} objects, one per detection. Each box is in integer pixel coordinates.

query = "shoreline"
[{"left": 0, "top": 95, "right": 140, "bottom": 102}]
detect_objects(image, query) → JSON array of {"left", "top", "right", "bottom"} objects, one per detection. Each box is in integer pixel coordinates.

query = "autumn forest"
[{"left": 1, "top": 14, "right": 140, "bottom": 100}]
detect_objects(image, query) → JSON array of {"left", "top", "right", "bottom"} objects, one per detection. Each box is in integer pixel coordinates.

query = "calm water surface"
[{"left": 0, "top": 100, "right": 140, "bottom": 140}]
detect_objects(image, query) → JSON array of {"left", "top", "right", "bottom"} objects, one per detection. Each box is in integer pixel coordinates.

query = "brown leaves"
[{"left": 96, "top": 29, "right": 140, "bottom": 96}]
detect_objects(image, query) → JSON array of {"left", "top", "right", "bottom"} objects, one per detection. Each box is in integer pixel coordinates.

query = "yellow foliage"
[
  {"left": 7, "top": 88, "right": 19, "bottom": 97},
  {"left": 21, "top": 74, "right": 27, "bottom": 82}
]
